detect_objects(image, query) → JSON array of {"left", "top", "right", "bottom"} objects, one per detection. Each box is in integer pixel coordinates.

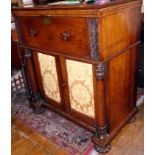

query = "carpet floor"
[{"left": 12, "top": 92, "right": 93, "bottom": 155}]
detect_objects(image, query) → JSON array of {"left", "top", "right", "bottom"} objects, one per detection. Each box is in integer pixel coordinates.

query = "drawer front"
[{"left": 19, "top": 16, "right": 90, "bottom": 58}]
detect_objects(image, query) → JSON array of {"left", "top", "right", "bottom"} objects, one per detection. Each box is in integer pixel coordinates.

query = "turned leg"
[{"left": 92, "top": 125, "right": 111, "bottom": 154}]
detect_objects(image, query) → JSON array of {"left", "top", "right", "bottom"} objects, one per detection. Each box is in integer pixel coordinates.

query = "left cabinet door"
[{"left": 33, "top": 52, "right": 62, "bottom": 107}]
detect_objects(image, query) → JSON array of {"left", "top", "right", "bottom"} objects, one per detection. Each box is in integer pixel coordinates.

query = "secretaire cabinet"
[{"left": 12, "top": 0, "right": 142, "bottom": 153}]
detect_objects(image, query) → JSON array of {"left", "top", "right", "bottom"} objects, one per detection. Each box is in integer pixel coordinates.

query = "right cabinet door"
[{"left": 66, "top": 59, "right": 96, "bottom": 119}]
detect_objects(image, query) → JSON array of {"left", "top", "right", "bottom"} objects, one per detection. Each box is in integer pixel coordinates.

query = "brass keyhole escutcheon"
[{"left": 43, "top": 17, "right": 52, "bottom": 25}]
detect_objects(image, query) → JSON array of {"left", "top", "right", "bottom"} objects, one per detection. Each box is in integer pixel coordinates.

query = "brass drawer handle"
[
  {"left": 29, "top": 28, "right": 37, "bottom": 37},
  {"left": 62, "top": 32, "right": 71, "bottom": 41}
]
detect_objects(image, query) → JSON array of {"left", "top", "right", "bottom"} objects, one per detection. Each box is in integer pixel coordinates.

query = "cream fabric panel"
[
  {"left": 38, "top": 53, "right": 61, "bottom": 103},
  {"left": 66, "top": 60, "right": 95, "bottom": 118}
]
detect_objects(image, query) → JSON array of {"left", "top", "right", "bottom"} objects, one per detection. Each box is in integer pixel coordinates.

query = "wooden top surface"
[{"left": 12, "top": 0, "right": 141, "bottom": 11}]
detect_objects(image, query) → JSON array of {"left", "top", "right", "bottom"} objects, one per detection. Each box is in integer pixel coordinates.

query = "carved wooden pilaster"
[
  {"left": 88, "top": 18, "right": 99, "bottom": 60},
  {"left": 24, "top": 49, "right": 44, "bottom": 114}
]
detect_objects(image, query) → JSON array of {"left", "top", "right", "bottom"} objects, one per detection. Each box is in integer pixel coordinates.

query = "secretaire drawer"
[{"left": 18, "top": 16, "right": 91, "bottom": 58}]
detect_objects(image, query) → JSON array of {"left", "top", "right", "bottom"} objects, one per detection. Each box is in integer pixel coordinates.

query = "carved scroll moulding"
[{"left": 88, "top": 18, "right": 99, "bottom": 60}]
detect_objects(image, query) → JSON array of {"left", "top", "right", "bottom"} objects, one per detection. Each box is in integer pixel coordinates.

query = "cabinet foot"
[
  {"left": 128, "top": 116, "right": 136, "bottom": 123},
  {"left": 30, "top": 92, "right": 45, "bottom": 114},
  {"left": 33, "top": 102, "right": 45, "bottom": 114},
  {"left": 94, "top": 144, "right": 111, "bottom": 154}
]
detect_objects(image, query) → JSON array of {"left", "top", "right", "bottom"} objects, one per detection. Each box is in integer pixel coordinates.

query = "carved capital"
[
  {"left": 24, "top": 49, "right": 32, "bottom": 58},
  {"left": 95, "top": 63, "right": 106, "bottom": 80},
  {"left": 88, "top": 18, "right": 99, "bottom": 60}
]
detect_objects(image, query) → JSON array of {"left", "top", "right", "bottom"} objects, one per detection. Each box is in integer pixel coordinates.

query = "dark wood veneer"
[{"left": 12, "top": 0, "right": 142, "bottom": 153}]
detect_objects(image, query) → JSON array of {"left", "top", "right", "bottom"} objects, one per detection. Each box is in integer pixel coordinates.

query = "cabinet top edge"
[{"left": 12, "top": 0, "right": 142, "bottom": 12}]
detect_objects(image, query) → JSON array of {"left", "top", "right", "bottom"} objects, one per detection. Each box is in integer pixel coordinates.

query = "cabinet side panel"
[
  {"left": 37, "top": 53, "right": 61, "bottom": 103},
  {"left": 100, "top": 7, "right": 141, "bottom": 59},
  {"left": 106, "top": 48, "right": 137, "bottom": 133},
  {"left": 66, "top": 60, "right": 95, "bottom": 118}
]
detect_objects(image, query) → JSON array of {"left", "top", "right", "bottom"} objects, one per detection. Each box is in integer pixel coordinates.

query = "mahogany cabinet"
[{"left": 12, "top": 0, "right": 142, "bottom": 153}]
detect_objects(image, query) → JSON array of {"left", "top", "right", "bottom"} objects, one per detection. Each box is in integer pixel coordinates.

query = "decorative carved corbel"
[
  {"left": 95, "top": 63, "right": 106, "bottom": 80},
  {"left": 24, "top": 49, "right": 32, "bottom": 58}
]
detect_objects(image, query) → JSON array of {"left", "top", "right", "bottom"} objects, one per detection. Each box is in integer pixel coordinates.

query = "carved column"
[
  {"left": 88, "top": 19, "right": 111, "bottom": 152},
  {"left": 23, "top": 49, "right": 44, "bottom": 114},
  {"left": 92, "top": 63, "right": 111, "bottom": 153}
]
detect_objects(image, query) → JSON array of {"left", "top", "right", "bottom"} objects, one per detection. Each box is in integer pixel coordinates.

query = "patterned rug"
[
  {"left": 11, "top": 88, "right": 144, "bottom": 155},
  {"left": 11, "top": 92, "right": 94, "bottom": 155}
]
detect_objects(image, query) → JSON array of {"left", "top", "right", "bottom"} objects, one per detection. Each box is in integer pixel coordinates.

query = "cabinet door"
[
  {"left": 33, "top": 52, "right": 96, "bottom": 123},
  {"left": 35, "top": 52, "right": 61, "bottom": 104},
  {"left": 66, "top": 59, "right": 95, "bottom": 119}
]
